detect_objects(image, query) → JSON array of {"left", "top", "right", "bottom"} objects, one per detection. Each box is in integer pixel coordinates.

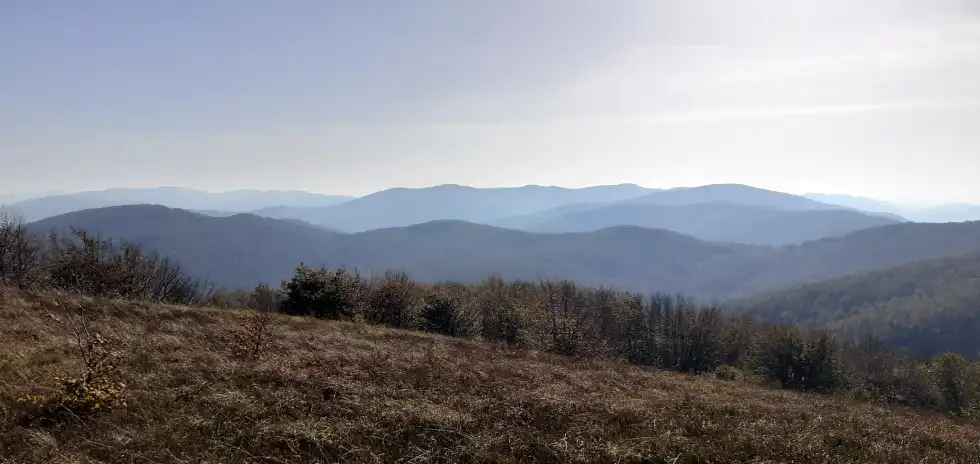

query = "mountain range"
[
  {"left": 5, "top": 183, "right": 916, "bottom": 246},
  {"left": 27, "top": 205, "right": 980, "bottom": 301},
  {"left": 241, "top": 183, "right": 910, "bottom": 235},
  {"left": 6, "top": 184, "right": 980, "bottom": 230}
]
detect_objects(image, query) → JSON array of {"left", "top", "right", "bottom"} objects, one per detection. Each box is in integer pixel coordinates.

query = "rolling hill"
[
  {"left": 724, "top": 251, "right": 980, "bottom": 357},
  {"left": 2, "top": 187, "right": 354, "bottom": 221},
  {"left": 26, "top": 206, "right": 980, "bottom": 300},
  {"left": 517, "top": 201, "right": 900, "bottom": 245}
]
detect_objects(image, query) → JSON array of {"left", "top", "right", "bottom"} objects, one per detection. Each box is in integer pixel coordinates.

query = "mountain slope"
[
  {"left": 275, "top": 184, "right": 655, "bottom": 232},
  {"left": 4, "top": 187, "right": 354, "bottom": 221},
  {"left": 724, "top": 252, "right": 980, "bottom": 357},
  {"left": 26, "top": 207, "right": 980, "bottom": 299},
  {"left": 522, "top": 202, "right": 899, "bottom": 245}
]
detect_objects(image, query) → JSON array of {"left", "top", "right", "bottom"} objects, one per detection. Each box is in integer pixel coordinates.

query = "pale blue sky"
[{"left": 3, "top": 1, "right": 980, "bottom": 205}]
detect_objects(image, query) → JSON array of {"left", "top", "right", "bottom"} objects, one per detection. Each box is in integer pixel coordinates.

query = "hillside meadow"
[{"left": 3, "top": 290, "right": 980, "bottom": 463}]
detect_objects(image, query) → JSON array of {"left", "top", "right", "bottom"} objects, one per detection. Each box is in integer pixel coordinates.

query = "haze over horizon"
[{"left": 4, "top": 1, "right": 980, "bottom": 205}]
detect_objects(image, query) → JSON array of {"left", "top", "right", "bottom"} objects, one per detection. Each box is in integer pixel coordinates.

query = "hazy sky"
[{"left": 3, "top": 1, "right": 980, "bottom": 205}]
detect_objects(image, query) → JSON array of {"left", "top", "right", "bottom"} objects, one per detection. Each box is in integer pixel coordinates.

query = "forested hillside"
[{"left": 726, "top": 252, "right": 980, "bottom": 357}]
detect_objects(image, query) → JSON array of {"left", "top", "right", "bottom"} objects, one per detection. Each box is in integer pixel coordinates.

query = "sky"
[{"left": 2, "top": 0, "right": 980, "bottom": 206}]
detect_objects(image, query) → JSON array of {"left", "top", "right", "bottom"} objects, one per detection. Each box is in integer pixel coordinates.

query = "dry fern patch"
[{"left": 2, "top": 290, "right": 980, "bottom": 463}]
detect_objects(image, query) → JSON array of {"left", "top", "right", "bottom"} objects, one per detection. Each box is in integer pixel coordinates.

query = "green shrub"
[
  {"left": 365, "top": 272, "right": 420, "bottom": 329},
  {"left": 279, "top": 264, "right": 363, "bottom": 320},
  {"left": 929, "top": 353, "right": 979, "bottom": 416},
  {"left": 420, "top": 289, "right": 478, "bottom": 338},
  {"left": 476, "top": 276, "right": 529, "bottom": 346}
]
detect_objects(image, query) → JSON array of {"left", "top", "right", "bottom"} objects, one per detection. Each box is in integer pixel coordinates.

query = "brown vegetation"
[
  {"left": 6, "top": 213, "right": 980, "bottom": 461},
  {"left": 3, "top": 290, "right": 980, "bottom": 463}
]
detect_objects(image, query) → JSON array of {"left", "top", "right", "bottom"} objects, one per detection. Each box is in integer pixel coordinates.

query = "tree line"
[{"left": 3, "top": 212, "right": 979, "bottom": 419}]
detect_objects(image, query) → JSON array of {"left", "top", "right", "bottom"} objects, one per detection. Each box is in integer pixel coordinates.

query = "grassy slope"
[{"left": 3, "top": 292, "right": 980, "bottom": 463}]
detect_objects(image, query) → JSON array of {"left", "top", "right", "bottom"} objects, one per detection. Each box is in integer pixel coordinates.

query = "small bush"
[
  {"left": 714, "top": 364, "right": 744, "bottom": 381},
  {"left": 20, "top": 372, "right": 127, "bottom": 423},
  {"left": 231, "top": 285, "right": 278, "bottom": 360},
  {"left": 246, "top": 283, "right": 281, "bottom": 312},
  {"left": 19, "top": 299, "right": 126, "bottom": 423}
]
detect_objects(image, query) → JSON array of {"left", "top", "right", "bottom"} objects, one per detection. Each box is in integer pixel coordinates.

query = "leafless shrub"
[
  {"left": 18, "top": 296, "right": 126, "bottom": 423},
  {"left": 231, "top": 285, "right": 280, "bottom": 360}
]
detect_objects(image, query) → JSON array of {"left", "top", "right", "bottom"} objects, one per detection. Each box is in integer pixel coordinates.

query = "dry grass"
[{"left": 2, "top": 290, "right": 980, "bottom": 463}]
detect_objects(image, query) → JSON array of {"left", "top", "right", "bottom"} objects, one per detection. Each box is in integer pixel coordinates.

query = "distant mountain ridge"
[
  {"left": 806, "top": 193, "right": 980, "bottom": 223},
  {"left": 262, "top": 183, "right": 903, "bottom": 242},
  {"left": 509, "top": 201, "right": 899, "bottom": 245},
  {"left": 10, "top": 184, "right": 980, "bottom": 229},
  {"left": 6, "top": 183, "right": 919, "bottom": 241},
  {"left": 26, "top": 205, "right": 980, "bottom": 301},
  {"left": 2, "top": 187, "right": 354, "bottom": 221},
  {"left": 268, "top": 183, "right": 657, "bottom": 232}
]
